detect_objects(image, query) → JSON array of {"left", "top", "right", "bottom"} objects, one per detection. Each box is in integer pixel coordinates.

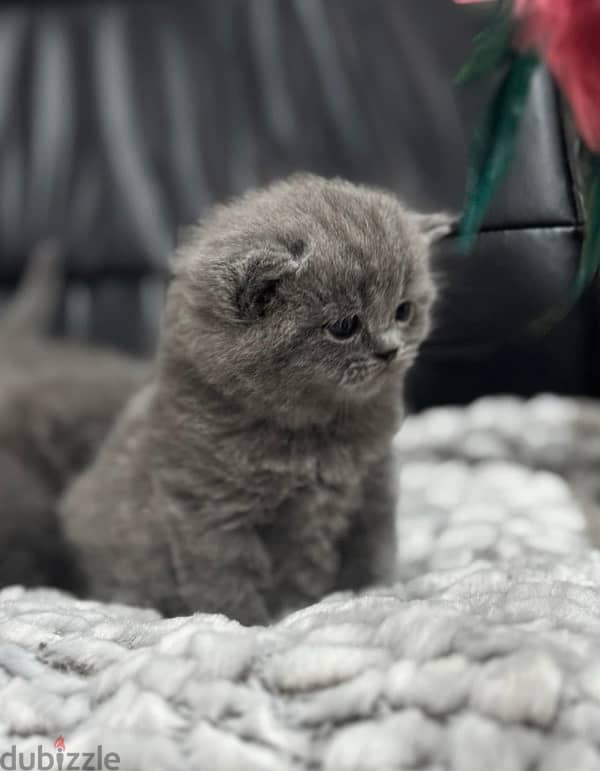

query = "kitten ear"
[
  {"left": 413, "top": 211, "right": 457, "bottom": 244},
  {"left": 236, "top": 253, "right": 297, "bottom": 321}
]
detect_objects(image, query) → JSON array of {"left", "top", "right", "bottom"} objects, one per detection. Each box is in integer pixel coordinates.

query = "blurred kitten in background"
[{"left": 0, "top": 243, "right": 147, "bottom": 589}]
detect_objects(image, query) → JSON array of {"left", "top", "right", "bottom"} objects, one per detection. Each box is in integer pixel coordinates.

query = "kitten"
[
  {"left": 0, "top": 243, "right": 147, "bottom": 589},
  {"left": 60, "top": 175, "right": 451, "bottom": 624}
]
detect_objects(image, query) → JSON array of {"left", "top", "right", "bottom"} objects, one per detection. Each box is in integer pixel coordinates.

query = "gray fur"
[
  {"left": 0, "top": 245, "right": 147, "bottom": 590},
  {"left": 61, "top": 175, "right": 450, "bottom": 623}
]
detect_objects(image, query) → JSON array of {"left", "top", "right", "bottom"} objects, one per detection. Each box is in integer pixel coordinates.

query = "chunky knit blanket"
[{"left": 2, "top": 395, "right": 600, "bottom": 771}]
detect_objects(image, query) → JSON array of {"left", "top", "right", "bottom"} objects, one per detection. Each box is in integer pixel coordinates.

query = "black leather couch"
[{"left": 0, "top": 0, "right": 592, "bottom": 409}]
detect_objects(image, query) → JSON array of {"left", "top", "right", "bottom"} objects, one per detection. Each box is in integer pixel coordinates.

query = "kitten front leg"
[
  {"left": 258, "top": 500, "right": 345, "bottom": 618},
  {"left": 159, "top": 512, "right": 274, "bottom": 626},
  {"left": 335, "top": 453, "right": 399, "bottom": 591}
]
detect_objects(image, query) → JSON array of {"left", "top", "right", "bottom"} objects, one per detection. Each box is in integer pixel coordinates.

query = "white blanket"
[{"left": 2, "top": 395, "right": 600, "bottom": 771}]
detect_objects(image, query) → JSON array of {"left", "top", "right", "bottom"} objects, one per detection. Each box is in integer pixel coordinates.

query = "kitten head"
[{"left": 164, "top": 175, "right": 451, "bottom": 422}]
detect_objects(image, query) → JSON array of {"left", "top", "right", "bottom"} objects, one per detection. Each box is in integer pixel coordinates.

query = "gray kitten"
[
  {"left": 0, "top": 244, "right": 147, "bottom": 589},
  {"left": 61, "top": 175, "right": 451, "bottom": 624}
]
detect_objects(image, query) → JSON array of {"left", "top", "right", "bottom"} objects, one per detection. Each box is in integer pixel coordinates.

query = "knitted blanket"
[{"left": 2, "top": 395, "right": 600, "bottom": 771}]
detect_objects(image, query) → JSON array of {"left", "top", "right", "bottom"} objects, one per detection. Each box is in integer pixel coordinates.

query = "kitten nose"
[
  {"left": 374, "top": 346, "right": 399, "bottom": 363},
  {"left": 372, "top": 329, "right": 401, "bottom": 363}
]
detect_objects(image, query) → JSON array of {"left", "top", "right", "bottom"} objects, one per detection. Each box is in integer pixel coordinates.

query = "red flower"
[{"left": 514, "top": 0, "right": 600, "bottom": 151}]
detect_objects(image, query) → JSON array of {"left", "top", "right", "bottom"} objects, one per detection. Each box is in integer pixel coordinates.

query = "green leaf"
[
  {"left": 575, "top": 154, "right": 600, "bottom": 296},
  {"left": 525, "top": 154, "right": 600, "bottom": 335},
  {"left": 454, "top": 2, "right": 515, "bottom": 87},
  {"left": 459, "top": 52, "right": 539, "bottom": 251}
]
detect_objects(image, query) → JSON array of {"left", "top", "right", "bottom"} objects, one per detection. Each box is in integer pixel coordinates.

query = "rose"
[
  {"left": 513, "top": 0, "right": 600, "bottom": 151},
  {"left": 455, "top": 0, "right": 600, "bottom": 151}
]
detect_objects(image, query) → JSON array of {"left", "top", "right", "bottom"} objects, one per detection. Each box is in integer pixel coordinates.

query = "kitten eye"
[
  {"left": 325, "top": 315, "right": 361, "bottom": 340},
  {"left": 395, "top": 301, "right": 414, "bottom": 323},
  {"left": 288, "top": 239, "right": 306, "bottom": 258}
]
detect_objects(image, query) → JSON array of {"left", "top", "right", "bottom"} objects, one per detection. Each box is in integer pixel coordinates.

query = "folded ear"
[
  {"left": 235, "top": 251, "right": 298, "bottom": 321},
  {"left": 413, "top": 211, "right": 457, "bottom": 244}
]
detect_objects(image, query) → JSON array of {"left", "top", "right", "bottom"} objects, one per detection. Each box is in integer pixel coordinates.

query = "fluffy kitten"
[
  {"left": 0, "top": 244, "right": 147, "bottom": 589},
  {"left": 61, "top": 175, "right": 451, "bottom": 623}
]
